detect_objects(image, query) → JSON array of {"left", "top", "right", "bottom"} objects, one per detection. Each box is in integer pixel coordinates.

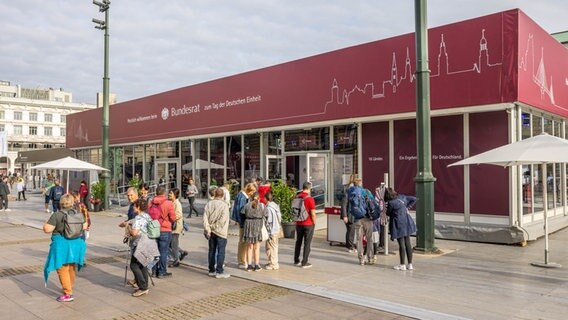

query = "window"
[
  {"left": 29, "top": 112, "right": 38, "bottom": 121},
  {"left": 14, "top": 111, "right": 23, "bottom": 120},
  {"left": 29, "top": 126, "right": 38, "bottom": 135},
  {"left": 0, "top": 110, "right": 4, "bottom": 119},
  {"left": 44, "top": 127, "right": 53, "bottom": 136},
  {"left": 60, "top": 114, "right": 66, "bottom": 123},
  {"left": 14, "top": 125, "right": 22, "bottom": 135},
  {"left": 60, "top": 127, "right": 66, "bottom": 136},
  {"left": 0, "top": 124, "right": 4, "bottom": 132},
  {"left": 45, "top": 113, "right": 53, "bottom": 122}
]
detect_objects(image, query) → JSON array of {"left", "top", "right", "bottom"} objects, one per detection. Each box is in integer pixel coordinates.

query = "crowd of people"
[{"left": 39, "top": 173, "right": 417, "bottom": 303}]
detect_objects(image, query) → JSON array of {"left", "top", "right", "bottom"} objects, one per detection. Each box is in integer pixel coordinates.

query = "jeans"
[
  {"left": 52, "top": 200, "right": 61, "bottom": 212},
  {"left": 294, "top": 225, "right": 315, "bottom": 265},
  {"left": 208, "top": 234, "right": 227, "bottom": 274},
  {"left": 18, "top": 190, "right": 26, "bottom": 200},
  {"left": 130, "top": 254, "right": 149, "bottom": 290},
  {"left": 187, "top": 197, "right": 199, "bottom": 217},
  {"left": 155, "top": 232, "right": 172, "bottom": 275}
]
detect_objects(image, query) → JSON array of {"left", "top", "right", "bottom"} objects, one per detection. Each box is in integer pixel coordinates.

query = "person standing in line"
[
  {"left": 79, "top": 180, "right": 89, "bottom": 209},
  {"left": 243, "top": 192, "right": 265, "bottom": 271},
  {"left": 256, "top": 177, "right": 271, "bottom": 204},
  {"left": 340, "top": 174, "right": 356, "bottom": 253},
  {"left": 203, "top": 187, "right": 231, "bottom": 278},
  {"left": 42, "top": 174, "right": 55, "bottom": 213},
  {"left": 119, "top": 187, "right": 139, "bottom": 287},
  {"left": 231, "top": 183, "right": 256, "bottom": 269},
  {"left": 42, "top": 194, "right": 87, "bottom": 302},
  {"left": 294, "top": 181, "right": 317, "bottom": 269},
  {"left": 126, "top": 198, "right": 159, "bottom": 297},
  {"left": 149, "top": 185, "right": 176, "bottom": 278},
  {"left": 220, "top": 181, "right": 232, "bottom": 207},
  {"left": 347, "top": 177, "right": 376, "bottom": 265},
  {"left": 168, "top": 188, "right": 188, "bottom": 267},
  {"left": 384, "top": 187, "right": 417, "bottom": 271},
  {"left": 16, "top": 177, "right": 27, "bottom": 201},
  {"left": 264, "top": 191, "right": 281, "bottom": 270},
  {"left": 0, "top": 176, "right": 10, "bottom": 211},
  {"left": 185, "top": 177, "right": 199, "bottom": 217}
]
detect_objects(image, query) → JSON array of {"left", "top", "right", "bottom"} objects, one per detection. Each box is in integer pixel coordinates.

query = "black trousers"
[
  {"left": 294, "top": 225, "right": 315, "bottom": 265},
  {"left": 397, "top": 236, "right": 413, "bottom": 265},
  {"left": 130, "top": 254, "right": 149, "bottom": 291},
  {"left": 345, "top": 222, "right": 356, "bottom": 249}
]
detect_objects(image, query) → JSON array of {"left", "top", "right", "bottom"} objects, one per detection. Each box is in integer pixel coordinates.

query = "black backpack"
[{"left": 63, "top": 208, "right": 85, "bottom": 240}]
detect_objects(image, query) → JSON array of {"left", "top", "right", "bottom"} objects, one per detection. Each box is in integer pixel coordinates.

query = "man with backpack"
[
  {"left": 346, "top": 177, "right": 381, "bottom": 265},
  {"left": 293, "top": 181, "right": 317, "bottom": 269},
  {"left": 49, "top": 180, "right": 65, "bottom": 212},
  {"left": 148, "top": 186, "right": 176, "bottom": 278}
]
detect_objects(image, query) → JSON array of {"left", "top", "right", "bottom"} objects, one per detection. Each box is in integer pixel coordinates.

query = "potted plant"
[
  {"left": 271, "top": 180, "right": 297, "bottom": 238},
  {"left": 90, "top": 181, "right": 106, "bottom": 212}
]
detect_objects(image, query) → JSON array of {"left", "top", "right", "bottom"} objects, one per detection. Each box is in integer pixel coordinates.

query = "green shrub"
[{"left": 271, "top": 180, "right": 296, "bottom": 223}]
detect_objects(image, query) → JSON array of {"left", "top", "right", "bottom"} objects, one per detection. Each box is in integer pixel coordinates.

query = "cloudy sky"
[{"left": 1, "top": 0, "right": 567, "bottom": 105}]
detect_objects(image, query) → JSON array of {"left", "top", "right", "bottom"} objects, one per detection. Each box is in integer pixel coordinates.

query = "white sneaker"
[
  {"left": 407, "top": 264, "right": 414, "bottom": 270},
  {"left": 208, "top": 272, "right": 217, "bottom": 277},
  {"left": 4, "top": 208, "right": 10, "bottom": 212},
  {"left": 215, "top": 273, "right": 230, "bottom": 279},
  {"left": 45, "top": 209, "right": 50, "bottom": 213},
  {"left": 238, "top": 264, "right": 248, "bottom": 269},
  {"left": 393, "top": 264, "right": 407, "bottom": 271}
]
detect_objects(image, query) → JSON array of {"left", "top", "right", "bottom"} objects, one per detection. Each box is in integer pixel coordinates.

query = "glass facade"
[
  {"left": 520, "top": 112, "right": 566, "bottom": 217},
  {"left": 333, "top": 125, "right": 358, "bottom": 206}
]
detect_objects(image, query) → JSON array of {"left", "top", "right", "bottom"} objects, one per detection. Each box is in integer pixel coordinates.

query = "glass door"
[
  {"left": 284, "top": 153, "right": 329, "bottom": 210},
  {"left": 265, "top": 155, "right": 282, "bottom": 183},
  {"left": 307, "top": 153, "right": 328, "bottom": 210},
  {"left": 155, "top": 161, "right": 179, "bottom": 194}
]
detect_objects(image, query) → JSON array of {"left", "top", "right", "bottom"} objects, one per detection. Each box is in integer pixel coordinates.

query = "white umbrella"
[
  {"left": 182, "top": 159, "right": 226, "bottom": 170},
  {"left": 449, "top": 133, "right": 568, "bottom": 268},
  {"left": 31, "top": 156, "right": 109, "bottom": 193}
]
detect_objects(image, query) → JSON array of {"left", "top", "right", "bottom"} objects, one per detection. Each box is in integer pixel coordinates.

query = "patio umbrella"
[
  {"left": 31, "top": 156, "right": 109, "bottom": 193},
  {"left": 182, "top": 159, "right": 226, "bottom": 170},
  {"left": 449, "top": 133, "right": 568, "bottom": 268}
]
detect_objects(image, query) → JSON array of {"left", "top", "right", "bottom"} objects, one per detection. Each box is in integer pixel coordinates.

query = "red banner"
[
  {"left": 362, "top": 122, "right": 389, "bottom": 189},
  {"left": 67, "top": 10, "right": 519, "bottom": 148},
  {"left": 517, "top": 11, "right": 568, "bottom": 118},
  {"left": 469, "top": 111, "right": 509, "bottom": 215}
]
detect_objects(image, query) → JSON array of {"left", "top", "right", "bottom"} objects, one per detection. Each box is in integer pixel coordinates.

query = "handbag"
[{"left": 261, "top": 223, "right": 269, "bottom": 242}]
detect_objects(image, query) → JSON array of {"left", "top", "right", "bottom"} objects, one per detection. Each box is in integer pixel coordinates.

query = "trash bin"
[{"left": 325, "top": 206, "right": 345, "bottom": 246}]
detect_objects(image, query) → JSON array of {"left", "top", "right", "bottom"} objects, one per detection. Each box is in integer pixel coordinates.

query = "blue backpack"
[{"left": 347, "top": 186, "right": 368, "bottom": 220}]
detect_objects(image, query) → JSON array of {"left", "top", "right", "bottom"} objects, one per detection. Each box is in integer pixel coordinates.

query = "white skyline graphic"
[
  {"left": 518, "top": 34, "right": 567, "bottom": 110},
  {"left": 325, "top": 29, "right": 504, "bottom": 108},
  {"left": 325, "top": 29, "right": 503, "bottom": 108}
]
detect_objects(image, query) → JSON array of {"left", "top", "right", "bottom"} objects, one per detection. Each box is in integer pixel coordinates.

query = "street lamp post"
[
  {"left": 93, "top": 0, "right": 110, "bottom": 210},
  {"left": 414, "top": 0, "right": 437, "bottom": 252}
]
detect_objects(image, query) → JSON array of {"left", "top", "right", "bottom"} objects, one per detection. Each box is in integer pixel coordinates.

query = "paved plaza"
[{"left": 0, "top": 190, "right": 566, "bottom": 320}]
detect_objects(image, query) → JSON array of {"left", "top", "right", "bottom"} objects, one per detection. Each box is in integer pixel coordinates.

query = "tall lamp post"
[
  {"left": 92, "top": 0, "right": 110, "bottom": 210},
  {"left": 414, "top": 0, "right": 437, "bottom": 252}
]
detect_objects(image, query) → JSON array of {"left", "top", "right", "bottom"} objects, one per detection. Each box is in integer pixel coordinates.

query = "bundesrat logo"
[{"left": 161, "top": 108, "right": 169, "bottom": 120}]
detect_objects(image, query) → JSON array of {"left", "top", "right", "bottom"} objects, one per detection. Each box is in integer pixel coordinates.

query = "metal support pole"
[
  {"left": 383, "top": 173, "right": 390, "bottom": 255},
  {"left": 414, "top": 0, "right": 437, "bottom": 252},
  {"left": 93, "top": 1, "right": 111, "bottom": 210}
]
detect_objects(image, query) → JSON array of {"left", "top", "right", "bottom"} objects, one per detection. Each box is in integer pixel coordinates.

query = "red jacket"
[
  {"left": 150, "top": 195, "right": 176, "bottom": 232},
  {"left": 79, "top": 183, "right": 89, "bottom": 198}
]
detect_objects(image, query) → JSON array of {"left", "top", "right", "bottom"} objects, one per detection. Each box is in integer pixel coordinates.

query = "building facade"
[
  {"left": 67, "top": 9, "right": 568, "bottom": 244},
  {"left": 0, "top": 81, "right": 96, "bottom": 174}
]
